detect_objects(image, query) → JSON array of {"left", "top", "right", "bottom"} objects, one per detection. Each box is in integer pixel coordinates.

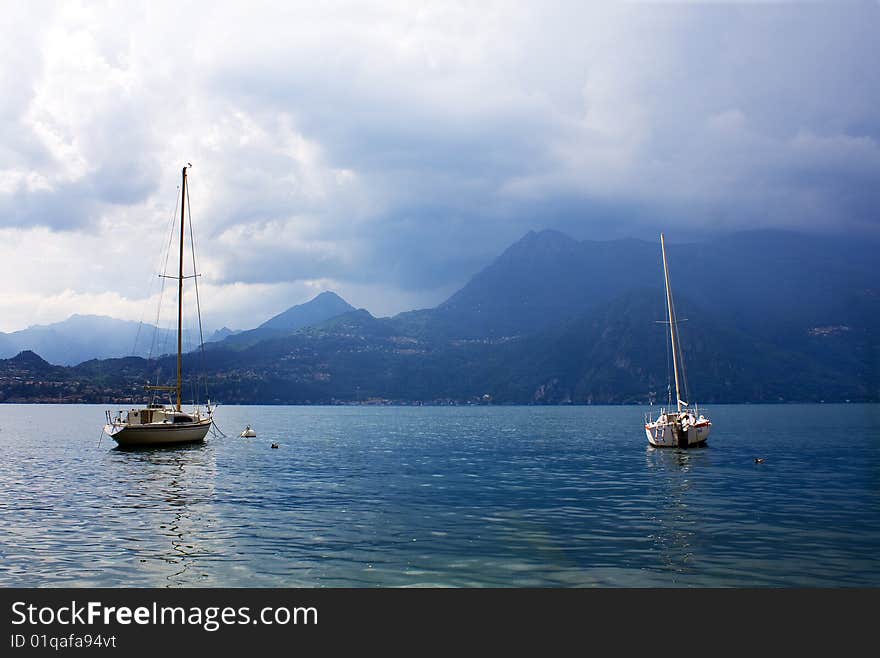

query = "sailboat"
[
  {"left": 103, "top": 165, "right": 214, "bottom": 447},
  {"left": 644, "top": 234, "right": 712, "bottom": 448}
]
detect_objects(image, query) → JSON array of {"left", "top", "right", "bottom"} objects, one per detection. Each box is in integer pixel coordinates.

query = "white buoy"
[{"left": 240, "top": 425, "right": 256, "bottom": 438}]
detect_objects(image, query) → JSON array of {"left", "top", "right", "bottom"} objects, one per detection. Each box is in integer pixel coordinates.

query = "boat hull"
[
  {"left": 645, "top": 420, "right": 711, "bottom": 448},
  {"left": 105, "top": 419, "right": 212, "bottom": 447}
]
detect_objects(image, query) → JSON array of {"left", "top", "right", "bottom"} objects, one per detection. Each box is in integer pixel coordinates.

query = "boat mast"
[
  {"left": 176, "top": 165, "right": 188, "bottom": 412},
  {"left": 661, "top": 233, "right": 682, "bottom": 413}
]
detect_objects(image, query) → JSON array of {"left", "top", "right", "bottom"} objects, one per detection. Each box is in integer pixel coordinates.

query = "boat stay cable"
[
  {"left": 185, "top": 177, "right": 210, "bottom": 406},
  {"left": 148, "top": 186, "right": 182, "bottom": 404}
]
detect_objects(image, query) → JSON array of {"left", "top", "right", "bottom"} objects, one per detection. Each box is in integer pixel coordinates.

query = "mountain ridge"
[{"left": 1, "top": 229, "right": 877, "bottom": 404}]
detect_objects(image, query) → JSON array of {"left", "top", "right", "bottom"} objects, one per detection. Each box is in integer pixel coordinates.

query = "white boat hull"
[
  {"left": 645, "top": 417, "right": 711, "bottom": 448},
  {"left": 104, "top": 419, "right": 212, "bottom": 447}
]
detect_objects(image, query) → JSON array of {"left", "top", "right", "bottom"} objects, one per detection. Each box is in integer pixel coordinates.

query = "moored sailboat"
[
  {"left": 103, "top": 165, "right": 214, "bottom": 447},
  {"left": 645, "top": 234, "right": 712, "bottom": 448}
]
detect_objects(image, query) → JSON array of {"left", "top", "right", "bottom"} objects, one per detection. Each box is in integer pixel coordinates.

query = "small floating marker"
[
  {"left": 754, "top": 458, "right": 765, "bottom": 464},
  {"left": 271, "top": 442, "right": 279, "bottom": 449},
  {"left": 240, "top": 425, "right": 257, "bottom": 438}
]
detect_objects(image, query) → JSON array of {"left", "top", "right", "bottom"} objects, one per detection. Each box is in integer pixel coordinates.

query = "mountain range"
[
  {"left": 0, "top": 291, "right": 355, "bottom": 366},
  {"left": 1, "top": 229, "right": 877, "bottom": 404},
  {"left": 0, "top": 315, "right": 177, "bottom": 366}
]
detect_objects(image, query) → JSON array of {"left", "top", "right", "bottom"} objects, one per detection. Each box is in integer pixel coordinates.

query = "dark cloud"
[{"left": 1, "top": 2, "right": 878, "bottom": 324}]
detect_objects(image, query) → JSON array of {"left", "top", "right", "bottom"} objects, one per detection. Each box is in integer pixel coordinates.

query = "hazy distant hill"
[
  {"left": 0, "top": 291, "right": 355, "bottom": 365},
  {"left": 205, "top": 326, "right": 241, "bottom": 343},
  {"left": 0, "top": 315, "right": 174, "bottom": 366}
]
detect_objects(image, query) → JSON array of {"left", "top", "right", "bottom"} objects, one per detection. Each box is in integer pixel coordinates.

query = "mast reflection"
[{"left": 109, "top": 443, "right": 216, "bottom": 586}]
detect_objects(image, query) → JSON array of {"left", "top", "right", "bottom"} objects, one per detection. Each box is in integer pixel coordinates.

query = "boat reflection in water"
[
  {"left": 643, "top": 446, "right": 713, "bottom": 580},
  {"left": 108, "top": 442, "right": 219, "bottom": 586}
]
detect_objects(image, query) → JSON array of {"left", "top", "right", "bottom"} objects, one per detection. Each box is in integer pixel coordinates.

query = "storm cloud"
[{"left": 0, "top": 1, "right": 877, "bottom": 331}]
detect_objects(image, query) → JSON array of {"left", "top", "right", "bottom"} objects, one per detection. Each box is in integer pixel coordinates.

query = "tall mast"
[
  {"left": 176, "top": 166, "right": 187, "bottom": 412},
  {"left": 661, "top": 233, "right": 682, "bottom": 413}
]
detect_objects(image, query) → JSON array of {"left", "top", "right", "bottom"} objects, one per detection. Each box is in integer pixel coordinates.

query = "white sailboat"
[
  {"left": 103, "top": 165, "right": 214, "bottom": 447},
  {"left": 645, "top": 234, "right": 712, "bottom": 448}
]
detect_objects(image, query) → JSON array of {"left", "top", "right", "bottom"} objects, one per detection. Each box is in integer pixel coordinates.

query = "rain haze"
[{"left": 1, "top": 1, "right": 877, "bottom": 333}]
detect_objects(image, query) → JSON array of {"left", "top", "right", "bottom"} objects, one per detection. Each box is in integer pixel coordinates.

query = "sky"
[{"left": 0, "top": 1, "right": 878, "bottom": 333}]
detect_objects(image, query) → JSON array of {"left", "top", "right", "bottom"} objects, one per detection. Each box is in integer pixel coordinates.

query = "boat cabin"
[{"left": 124, "top": 407, "right": 195, "bottom": 425}]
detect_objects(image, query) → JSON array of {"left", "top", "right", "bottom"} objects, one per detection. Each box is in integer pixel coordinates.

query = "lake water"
[{"left": 0, "top": 403, "right": 878, "bottom": 587}]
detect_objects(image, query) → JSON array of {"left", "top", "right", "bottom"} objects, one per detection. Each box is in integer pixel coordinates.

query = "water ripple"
[{"left": 0, "top": 403, "right": 878, "bottom": 587}]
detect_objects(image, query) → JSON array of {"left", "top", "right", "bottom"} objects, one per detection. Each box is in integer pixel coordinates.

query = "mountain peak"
[
  {"left": 313, "top": 291, "right": 346, "bottom": 301},
  {"left": 534, "top": 228, "right": 576, "bottom": 242},
  {"left": 258, "top": 291, "right": 357, "bottom": 331},
  {"left": 205, "top": 326, "right": 240, "bottom": 343},
  {"left": 63, "top": 314, "right": 132, "bottom": 326},
  {"left": 517, "top": 228, "right": 578, "bottom": 248},
  {"left": 501, "top": 229, "right": 580, "bottom": 261},
  {"left": 8, "top": 350, "right": 50, "bottom": 367}
]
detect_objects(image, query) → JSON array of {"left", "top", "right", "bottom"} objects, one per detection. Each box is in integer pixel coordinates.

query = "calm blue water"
[{"left": 0, "top": 404, "right": 878, "bottom": 587}]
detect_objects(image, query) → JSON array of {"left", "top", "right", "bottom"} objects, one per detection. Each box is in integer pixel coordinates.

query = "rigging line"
[
  {"left": 149, "top": 187, "right": 182, "bottom": 362},
  {"left": 149, "top": 196, "right": 182, "bottom": 407},
  {"left": 670, "top": 290, "right": 690, "bottom": 405},
  {"left": 150, "top": 193, "right": 180, "bottom": 358},
  {"left": 133, "top": 187, "right": 181, "bottom": 359},
  {"left": 676, "top": 303, "right": 692, "bottom": 406},
  {"left": 662, "top": 253, "right": 673, "bottom": 409},
  {"left": 676, "top": 302, "right": 689, "bottom": 403},
  {"left": 665, "top": 296, "right": 672, "bottom": 409},
  {"left": 209, "top": 416, "right": 229, "bottom": 438},
  {"left": 185, "top": 178, "right": 209, "bottom": 404}
]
